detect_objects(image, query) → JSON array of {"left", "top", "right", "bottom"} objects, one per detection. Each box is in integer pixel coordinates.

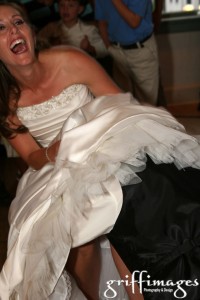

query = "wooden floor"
[
  {"left": 167, "top": 101, "right": 200, "bottom": 135},
  {"left": 167, "top": 101, "right": 200, "bottom": 118},
  {"left": 0, "top": 102, "right": 200, "bottom": 271}
]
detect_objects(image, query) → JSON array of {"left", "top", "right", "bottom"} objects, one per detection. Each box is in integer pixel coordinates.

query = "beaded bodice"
[{"left": 17, "top": 84, "right": 93, "bottom": 147}]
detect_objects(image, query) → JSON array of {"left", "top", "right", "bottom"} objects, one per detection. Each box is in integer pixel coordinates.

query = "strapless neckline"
[
  {"left": 17, "top": 84, "right": 88, "bottom": 121},
  {"left": 17, "top": 84, "right": 85, "bottom": 110}
]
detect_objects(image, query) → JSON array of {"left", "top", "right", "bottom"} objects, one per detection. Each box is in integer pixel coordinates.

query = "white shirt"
[{"left": 38, "top": 19, "right": 108, "bottom": 58}]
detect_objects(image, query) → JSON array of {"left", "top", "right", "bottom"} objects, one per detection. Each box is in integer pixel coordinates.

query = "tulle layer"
[{"left": 1, "top": 93, "right": 200, "bottom": 299}]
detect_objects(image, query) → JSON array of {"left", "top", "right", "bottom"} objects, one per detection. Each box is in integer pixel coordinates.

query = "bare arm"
[
  {"left": 7, "top": 115, "right": 60, "bottom": 170},
  {"left": 8, "top": 48, "right": 121, "bottom": 170},
  {"left": 153, "top": 0, "right": 164, "bottom": 33},
  {"left": 111, "top": 0, "right": 141, "bottom": 28},
  {"left": 8, "top": 132, "right": 60, "bottom": 170},
  {"left": 97, "top": 20, "right": 111, "bottom": 48}
]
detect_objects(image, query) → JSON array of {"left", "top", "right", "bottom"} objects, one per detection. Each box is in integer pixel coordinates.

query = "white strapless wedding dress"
[{"left": 0, "top": 84, "right": 199, "bottom": 300}]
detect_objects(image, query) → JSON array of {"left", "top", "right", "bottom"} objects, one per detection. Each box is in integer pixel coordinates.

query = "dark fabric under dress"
[{"left": 108, "top": 157, "right": 200, "bottom": 300}]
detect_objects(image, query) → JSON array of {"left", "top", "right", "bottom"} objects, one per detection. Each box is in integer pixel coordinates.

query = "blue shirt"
[{"left": 95, "top": 0, "right": 153, "bottom": 45}]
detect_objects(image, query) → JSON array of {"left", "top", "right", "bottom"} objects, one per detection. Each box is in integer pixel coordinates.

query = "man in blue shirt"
[{"left": 95, "top": 0, "right": 159, "bottom": 105}]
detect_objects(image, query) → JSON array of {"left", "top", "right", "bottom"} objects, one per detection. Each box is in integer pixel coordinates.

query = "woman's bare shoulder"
[
  {"left": 38, "top": 46, "right": 120, "bottom": 96},
  {"left": 39, "top": 45, "right": 99, "bottom": 80},
  {"left": 39, "top": 46, "right": 89, "bottom": 65},
  {"left": 40, "top": 46, "right": 96, "bottom": 80}
]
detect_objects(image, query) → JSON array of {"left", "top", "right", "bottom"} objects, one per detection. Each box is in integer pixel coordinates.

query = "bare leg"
[
  {"left": 110, "top": 245, "right": 144, "bottom": 300},
  {"left": 66, "top": 239, "right": 101, "bottom": 300}
]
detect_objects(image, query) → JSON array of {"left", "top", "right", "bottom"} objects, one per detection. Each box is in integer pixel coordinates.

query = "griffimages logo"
[{"left": 104, "top": 270, "right": 199, "bottom": 299}]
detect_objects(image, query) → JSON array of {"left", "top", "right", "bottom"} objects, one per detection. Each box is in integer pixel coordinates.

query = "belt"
[{"left": 111, "top": 34, "right": 152, "bottom": 50}]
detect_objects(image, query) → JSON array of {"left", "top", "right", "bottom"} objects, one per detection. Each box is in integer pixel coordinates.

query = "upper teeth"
[{"left": 10, "top": 39, "right": 25, "bottom": 50}]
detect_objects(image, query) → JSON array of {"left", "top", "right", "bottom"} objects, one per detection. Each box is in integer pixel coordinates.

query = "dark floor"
[{"left": 0, "top": 116, "right": 200, "bottom": 270}]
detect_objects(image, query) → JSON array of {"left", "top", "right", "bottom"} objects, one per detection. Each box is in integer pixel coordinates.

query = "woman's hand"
[
  {"left": 45, "top": 140, "right": 60, "bottom": 163},
  {"left": 8, "top": 124, "right": 61, "bottom": 170}
]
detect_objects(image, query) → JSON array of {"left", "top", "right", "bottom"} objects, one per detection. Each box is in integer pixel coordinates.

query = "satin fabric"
[{"left": 0, "top": 84, "right": 200, "bottom": 299}]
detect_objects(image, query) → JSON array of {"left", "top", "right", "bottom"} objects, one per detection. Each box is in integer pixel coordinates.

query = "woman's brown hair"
[{"left": 0, "top": 2, "right": 29, "bottom": 138}]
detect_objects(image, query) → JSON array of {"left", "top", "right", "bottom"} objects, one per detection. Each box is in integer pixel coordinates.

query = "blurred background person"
[
  {"left": 152, "top": 0, "right": 167, "bottom": 107},
  {"left": 37, "top": 0, "right": 113, "bottom": 75},
  {"left": 95, "top": 0, "right": 159, "bottom": 105},
  {"left": 37, "top": 0, "right": 108, "bottom": 58}
]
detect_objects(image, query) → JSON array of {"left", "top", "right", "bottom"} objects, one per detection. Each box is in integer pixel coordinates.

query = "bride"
[{"left": 0, "top": 3, "right": 200, "bottom": 300}]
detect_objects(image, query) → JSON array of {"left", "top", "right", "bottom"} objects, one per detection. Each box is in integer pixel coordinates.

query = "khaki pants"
[{"left": 108, "top": 34, "right": 159, "bottom": 105}]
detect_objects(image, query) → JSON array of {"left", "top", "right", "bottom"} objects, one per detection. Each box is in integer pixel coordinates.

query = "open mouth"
[{"left": 10, "top": 39, "right": 27, "bottom": 54}]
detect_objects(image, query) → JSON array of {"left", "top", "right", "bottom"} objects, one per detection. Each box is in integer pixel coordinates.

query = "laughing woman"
[{"left": 0, "top": 3, "right": 200, "bottom": 300}]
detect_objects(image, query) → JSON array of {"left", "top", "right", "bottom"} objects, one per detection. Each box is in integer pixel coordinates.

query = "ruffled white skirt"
[{"left": 0, "top": 93, "right": 200, "bottom": 299}]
